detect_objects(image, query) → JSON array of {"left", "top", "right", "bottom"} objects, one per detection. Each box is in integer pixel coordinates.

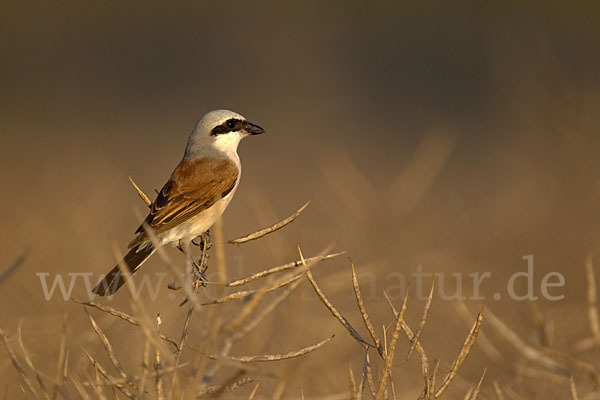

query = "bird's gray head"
[{"left": 185, "top": 109, "right": 265, "bottom": 158}]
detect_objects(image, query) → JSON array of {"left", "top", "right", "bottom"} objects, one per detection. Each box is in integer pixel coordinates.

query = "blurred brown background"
[{"left": 1, "top": 1, "right": 600, "bottom": 398}]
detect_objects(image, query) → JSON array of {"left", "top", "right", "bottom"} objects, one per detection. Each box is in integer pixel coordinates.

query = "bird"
[{"left": 93, "top": 109, "right": 265, "bottom": 296}]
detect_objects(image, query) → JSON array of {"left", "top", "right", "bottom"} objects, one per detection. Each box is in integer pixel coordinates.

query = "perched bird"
[{"left": 93, "top": 110, "right": 264, "bottom": 296}]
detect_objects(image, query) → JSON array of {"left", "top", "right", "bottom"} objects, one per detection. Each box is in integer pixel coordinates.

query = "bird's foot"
[{"left": 192, "top": 229, "right": 212, "bottom": 252}]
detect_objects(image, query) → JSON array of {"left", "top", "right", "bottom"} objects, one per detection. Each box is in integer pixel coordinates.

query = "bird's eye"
[{"left": 226, "top": 120, "right": 236, "bottom": 129}]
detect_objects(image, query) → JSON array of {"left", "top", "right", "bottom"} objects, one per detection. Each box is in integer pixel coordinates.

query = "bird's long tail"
[{"left": 92, "top": 244, "right": 156, "bottom": 296}]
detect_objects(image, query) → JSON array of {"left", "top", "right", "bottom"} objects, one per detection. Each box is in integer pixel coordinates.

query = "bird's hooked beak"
[{"left": 244, "top": 121, "right": 265, "bottom": 135}]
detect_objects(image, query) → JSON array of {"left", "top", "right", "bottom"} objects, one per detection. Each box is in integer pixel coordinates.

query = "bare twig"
[
  {"left": 381, "top": 324, "right": 397, "bottom": 400},
  {"left": 364, "top": 350, "right": 377, "bottom": 399},
  {"left": 540, "top": 346, "right": 599, "bottom": 385},
  {"left": 434, "top": 311, "right": 483, "bottom": 398},
  {"left": 401, "top": 321, "right": 430, "bottom": 394},
  {"left": 407, "top": 281, "right": 434, "bottom": 361},
  {"left": 206, "top": 335, "right": 334, "bottom": 363},
  {"left": 468, "top": 369, "right": 486, "bottom": 400},
  {"left": 17, "top": 324, "right": 51, "bottom": 400},
  {"left": 85, "top": 311, "right": 129, "bottom": 383},
  {"left": 493, "top": 381, "right": 505, "bottom": 400},
  {"left": 52, "top": 314, "right": 69, "bottom": 400},
  {"left": 197, "top": 247, "right": 331, "bottom": 390},
  {"left": 225, "top": 252, "right": 345, "bottom": 287},
  {"left": 454, "top": 301, "right": 503, "bottom": 364},
  {"left": 201, "top": 274, "right": 302, "bottom": 306},
  {"left": 170, "top": 304, "right": 194, "bottom": 396},
  {"left": 227, "top": 291, "right": 270, "bottom": 332},
  {"left": 73, "top": 299, "right": 178, "bottom": 349},
  {"left": 60, "top": 349, "right": 70, "bottom": 400},
  {"left": 140, "top": 340, "right": 151, "bottom": 399},
  {"left": 485, "top": 307, "right": 570, "bottom": 375},
  {"left": 214, "top": 217, "right": 227, "bottom": 285},
  {"left": 303, "top": 248, "right": 371, "bottom": 348},
  {"left": 349, "top": 362, "right": 359, "bottom": 400},
  {"left": 154, "top": 314, "right": 165, "bottom": 400},
  {"left": 248, "top": 383, "right": 260, "bottom": 400},
  {"left": 350, "top": 260, "right": 383, "bottom": 357},
  {"left": 230, "top": 278, "right": 303, "bottom": 343},
  {"left": 128, "top": 175, "right": 151, "bottom": 207},
  {"left": 81, "top": 348, "right": 136, "bottom": 400},
  {"left": 570, "top": 375, "right": 579, "bottom": 400},
  {"left": 199, "top": 377, "right": 254, "bottom": 397},
  {"left": 586, "top": 256, "right": 600, "bottom": 347},
  {"left": 375, "top": 302, "right": 405, "bottom": 400},
  {"left": 70, "top": 375, "right": 92, "bottom": 400},
  {"left": 0, "top": 329, "right": 37, "bottom": 398},
  {"left": 206, "top": 247, "right": 337, "bottom": 306},
  {"left": 229, "top": 200, "right": 311, "bottom": 244},
  {"left": 430, "top": 359, "right": 441, "bottom": 399}
]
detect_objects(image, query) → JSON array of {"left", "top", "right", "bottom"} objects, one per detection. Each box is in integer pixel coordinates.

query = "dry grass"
[
  {"left": 0, "top": 188, "right": 489, "bottom": 399},
  {"left": 3, "top": 157, "right": 600, "bottom": 399}
]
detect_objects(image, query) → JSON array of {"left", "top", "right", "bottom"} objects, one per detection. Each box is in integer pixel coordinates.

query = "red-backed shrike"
[{"left": 93, "top": 110, "right": 264, "bottom": 296}]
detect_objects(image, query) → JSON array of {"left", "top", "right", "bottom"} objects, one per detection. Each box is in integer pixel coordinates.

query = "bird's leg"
[
  {"left": 171, "top": 230, "right": 212, "bottom": 295},
  {"left": 192, "top": 229, "right": 212, "bottom": 252},
  {"left": 190, "top": 230, "right": 212, "bottom": 288},
  {"left": 170, "top": 238, "right": 205, "bottom": 291}
]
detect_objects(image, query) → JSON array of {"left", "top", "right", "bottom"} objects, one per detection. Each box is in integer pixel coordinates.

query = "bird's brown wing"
[{"left": 128, "top": 157, "right": 239, "bottom": 248}]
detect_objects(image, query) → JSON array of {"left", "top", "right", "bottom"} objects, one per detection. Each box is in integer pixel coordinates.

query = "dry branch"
[
  {"left": 53, "top": 315, "right": 69, "bottom": 400},
  {"left": 73, "top": 300, "right": 178, "bottom": 349},
  {"left": 225, "top": 252, "right": 344, "bottom": 287},
  {"left": 401, "top": 321, "right": 430, "bottom": 393},
  {"left": 539, "top": 347, "right": 599, "bottom": 385},
  {"left": 304, "top": 258, "right": 371, "bottom": 347},
  {"left": 128, "top": 175, "right": 151, "bottom": 208},
  {"left": 375, "top": 304, "right": 405, "bottom": 400},
  {"left": 205, "top": 248, "right": 338, "bottom": 306},
  {"left": 407, "top": 281, "right": 434, "bottom": 361},
  {"left": 230, "top": 278, "right": 303, "bottom": 342},
  {"left": 195, "top": 247, "right": 330, "bottom": 390},
  {"left": 0, "top": 329, "right": 37, "bottom": 398},
  {"left": 206, "top": 335, "right": 334, "bottom": 363},
  {"left": 364, "top": 350, "right": 377, "bottom": 398},
  {"left": 586, "top": 256, "right": 600, "bottom": 347},
  {"left": 202, "top": 273, "right": 302, "bottom": 306},
  {"left": 81, "top": 348, "right": 136, "bottom": 400},
  {"left": 349, "top": 362, "right": 358, "bottom": 400},
  {"left": 70, "top": 375, "right": 93, "bottom": 400},
  {"left": 228, "top": 200, "right": 311, "bottom": 244},
  {"left": 570, "top": 375, "right": 579, "bottom": 400},
  {"left": 350, "top": 260, "right": 383, "bottom": 357},
  {"left": 454, "top": 301, "right": 503, "bottom": 364},
  {"left": 354, "top": 347, "right": 367, "bottom": 399},
  {"left": 154, "top": 314, "right": 165, "bottom": 400},
  {"left": 492, "top": 381, "right": 505, "bottom": 400},
  {"left": 197, "top": 374, "right": 253, "bottom": 397},
  {"left": 434, "top": 311, "right": 483, "bottom": 398},
  {"left": 170, "top": 304, "right": 194, "bottom": 397},
  {"left": 85, "top": 312, "right": 129, "bottom": 382},
  {"left": 16, "top": 325, "right": 51, "bottom": 400},
  {"left": 248, "top": 382, "right": 260, "bottom": 400},
  {"left": 468, "top": 368, "right": 485, "bottom": 400},
  {"left": 485, "top": 307, "right": 570, "bottom": 375}
]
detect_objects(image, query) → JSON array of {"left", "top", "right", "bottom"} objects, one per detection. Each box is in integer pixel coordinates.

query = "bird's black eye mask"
[{"left": 211, "top": 118, "right": 245, "bottom": 135}]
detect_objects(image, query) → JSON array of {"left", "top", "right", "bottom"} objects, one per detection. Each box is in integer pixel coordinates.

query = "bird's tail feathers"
[{"left": 92, "top": 243, "right": 156, "bottom": 296}]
